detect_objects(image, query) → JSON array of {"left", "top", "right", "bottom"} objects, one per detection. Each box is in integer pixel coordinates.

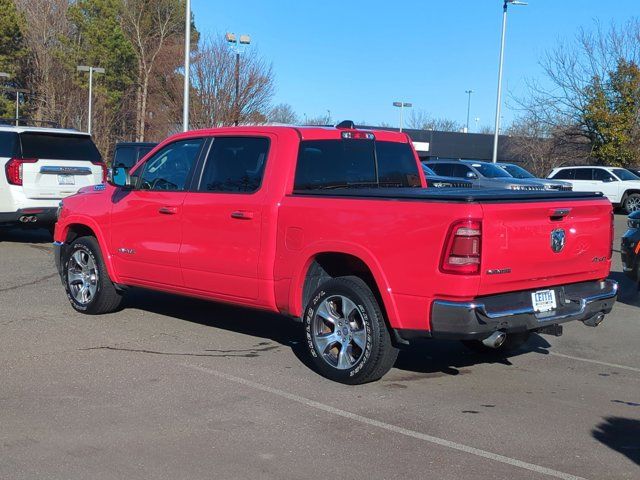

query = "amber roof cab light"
[{"left": 441, "top": 219, "right": 482, "bottom": 275}]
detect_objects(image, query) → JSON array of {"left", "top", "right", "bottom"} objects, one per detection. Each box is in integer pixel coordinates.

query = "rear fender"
[{"left": 289, "top": 241, "right": 400, "bottom": 327}]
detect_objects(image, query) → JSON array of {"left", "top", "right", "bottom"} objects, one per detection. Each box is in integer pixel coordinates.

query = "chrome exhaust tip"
[
  {"left": 583, "top": 313, "right": 605, "bottom": 327},
  {"left": 481, "top": 331, "right": 507, "bottom": 349},
  {"left": 18, "top": 215, "right": 38, "bottom": 223}
]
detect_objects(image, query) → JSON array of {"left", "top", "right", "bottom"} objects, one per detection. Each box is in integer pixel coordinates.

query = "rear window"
[
  {"left": 0, "top": 131, "right": 19, "bottom": 157},
  {"left": 113, "top": 146, "right": 136, "bottom": 168},
  {"left": 294, "top": 140, "right": 421, "bottom": 190},
  {"left": 551, "top": 169, "right": 575, "bottom": 180},
  {"left": 20, "top": 133, "right": 101, "bottom": 162}
]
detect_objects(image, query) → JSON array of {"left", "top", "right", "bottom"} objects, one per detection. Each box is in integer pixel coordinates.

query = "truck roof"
[
  {"left": 0, "top": 125, "right": 87, "bottom": 135},
  {"left": 176, "top": 125, "right": 410, "bottom": 143}
]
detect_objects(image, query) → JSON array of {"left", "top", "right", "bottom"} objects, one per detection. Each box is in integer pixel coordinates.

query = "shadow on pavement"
[
  {"left": 592, "top": 417, "right": 640, "bottom": 465},
  {"left": 608, "top": 271, "right": 640, "bottom": 308},
  {"left": 123, "top": 288, "right": 558, "bottom": 377},
  {"left": 0, "top": 226, "right": 52, "bottom": 244}
]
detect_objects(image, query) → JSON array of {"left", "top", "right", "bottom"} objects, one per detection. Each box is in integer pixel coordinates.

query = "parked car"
[
  {"left": 496, "top": 162, "right": 572, "bottom": 191},
  {"left": 427, "top": 160, "right": 545, "bottom": 190},
  {"left": 548, "top": 166, "right": 640, "bottom": 213},
  {"left": 421, "top": 163, "right": 474, "bottom": 188},
  {"left": 54, "top": 125, "right": 617, "bottom": 384},
  {"left": 0, "top": 126, "right": 105, "bottom": 229},
  {"left": 621, "top": 210, "right": 640, "bottom": 283},
  {"left": 112, "top": 141, "right": 157, "bottom": 170}
]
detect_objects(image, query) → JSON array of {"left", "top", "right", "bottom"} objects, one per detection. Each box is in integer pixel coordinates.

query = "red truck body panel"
[{"left": 55, "top": 126, "right": 614, "bottom": 334}]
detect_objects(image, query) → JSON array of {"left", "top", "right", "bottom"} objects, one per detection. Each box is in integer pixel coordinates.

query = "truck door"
[
  {"left": 180, "top": 135, "right": 272, "bottom": 301},
  {"left": 110, "top": 138, "right": 204, "bottom": 286}
]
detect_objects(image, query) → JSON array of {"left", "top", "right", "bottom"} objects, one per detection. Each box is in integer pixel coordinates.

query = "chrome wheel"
[
  {"left": 626, "top": 195, "right": 640, "bottom": 213},
  {"left": 67, "top": 249, "right": 98, "bottom": 305},
  {"left": 312, "top": 295, "right": 367, "bottom": 370}
]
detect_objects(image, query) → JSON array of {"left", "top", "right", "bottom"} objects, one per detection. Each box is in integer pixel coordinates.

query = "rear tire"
[
  {"left": 62, "top": 236, "right": 123, "bottom": 314},
  {"left": 462, "top": 331, "right": 531, "bottom": 354},
  {"left": 303, "top": 276, "right": 398, "bottom": 384},
  {"left": 624, "top": 193, "right": 640, "bottom": 214}
]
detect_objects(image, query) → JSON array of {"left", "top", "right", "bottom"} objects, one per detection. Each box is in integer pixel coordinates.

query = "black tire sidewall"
[
  {"left": 62, "top": 238, "right": 103, "bottom": 313},
  {"left": 303, "top": 278, "right": 380, "bottom": 383}
]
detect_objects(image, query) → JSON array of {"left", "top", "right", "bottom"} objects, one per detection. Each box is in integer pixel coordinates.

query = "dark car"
[
  {"left": 421, "top": 164, "right": 474, "bottom": 188},
  {"left": 621, "top": 210, "right": 640, "bottom": 283},
  {"left": 112, "top": 142, "right": 157, "bottom": 170}
]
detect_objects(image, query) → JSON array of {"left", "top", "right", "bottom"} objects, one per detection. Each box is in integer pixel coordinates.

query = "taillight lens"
[
  {"left": 441, "top": 219, "right": 482, "bottom": 275},
  {"left": 91, "top": 161, "right": 107, "bottom": 182},
  {"left": 609, "top": 210, "right": 614, "bottom": 259},
  {"left": 5, "top": 158, "right": 37, "bottom": 186}
]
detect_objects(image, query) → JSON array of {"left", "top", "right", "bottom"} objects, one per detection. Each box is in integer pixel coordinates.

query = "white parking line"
[
  {"left": 549, "top": 352, "right": 640, "bottom": 373},
  {"left": 184, "top": 363, "right": 587, "bottom": 480}
]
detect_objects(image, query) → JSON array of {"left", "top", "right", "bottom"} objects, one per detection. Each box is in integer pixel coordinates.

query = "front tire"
[
  {"left": 624, "top": 193, "right": 640, "bottom": 214},
  {"left": 303, "top": 276, "right": 398, "bottom": 384},
  {"left": 62, "top": 236, "right": 123, "bottom": 314}
]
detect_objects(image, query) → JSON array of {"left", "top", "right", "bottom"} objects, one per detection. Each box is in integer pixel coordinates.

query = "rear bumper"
[
  {"left": 0, "top": 207, "right": 58, "bottom": 226},
  {"left": 426, "top": 279, "right": 618, "bottom": 340}
]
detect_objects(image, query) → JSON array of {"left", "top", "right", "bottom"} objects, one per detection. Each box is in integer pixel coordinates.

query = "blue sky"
[{"left": 192, "top": 0, "right": 638, "bottom": 130}]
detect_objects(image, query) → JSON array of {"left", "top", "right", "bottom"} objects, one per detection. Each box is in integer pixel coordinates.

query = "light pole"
[
  {"left": 492, "top": 0, "right": 526, "bottom": 162},
  {"left": 77, "top": 66, "right": 105, "bottom": 135},
  {"left": 226, "top": 32, "right": 251, "bottom": 126},
  {"left": 0, "top": 74, "right": 28, "bottom": 127},
  {"left": 392, "top": 101, "right": 412, "bottom": 132},
  {"left": 475, "top": 117, "right": 480, "bottom": 132},
  {"left": 182, "top": 0, "right": 191, "bottom": 132},
  {"left": 465, "top": 90, "right": 473, "bottom": 133}
]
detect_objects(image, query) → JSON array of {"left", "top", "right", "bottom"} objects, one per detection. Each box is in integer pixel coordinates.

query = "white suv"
[
  {"left": 0, "top": 126, "right": 105, "bottom": 229},
  {"left": 548, "top": 166, "right": 640, "bottom": 213}
]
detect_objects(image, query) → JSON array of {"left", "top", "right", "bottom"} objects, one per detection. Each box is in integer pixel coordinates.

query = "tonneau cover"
[{"left": 292, "top": 188, "right": 605, "bottom": 203}]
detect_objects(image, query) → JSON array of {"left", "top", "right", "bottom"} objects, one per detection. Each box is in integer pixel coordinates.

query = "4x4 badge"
[{"left": 551, "top": 228, "right": 566, "bottom": 253}]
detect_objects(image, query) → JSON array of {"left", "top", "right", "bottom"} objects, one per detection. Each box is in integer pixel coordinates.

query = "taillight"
[
  {"left": 5, "top": 158, "right": 37, "bottom": 186},
  {"left": 440, "top": 219, "right": 482, "bottom": 275},
  {"left": 91, "top": 161, "right": 107, "bottom": 182},
  {"left": 609, "top": 209, "right": 614, "bottom": 259}
]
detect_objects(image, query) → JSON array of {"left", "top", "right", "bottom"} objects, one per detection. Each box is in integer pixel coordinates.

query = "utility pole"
[
  {"left": 77, "top": 66, "right": 105, "bottom": 135},
  {"left": 226, "top": 32, "right": 251, "bottom": 126},
  {"left": 182, "top": 0, "right": 191, "bottom": 132}
]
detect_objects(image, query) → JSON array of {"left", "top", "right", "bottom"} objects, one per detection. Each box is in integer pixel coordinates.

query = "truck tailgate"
[{"left": 479, "top": 198, "right": 612, "bottom": 295}]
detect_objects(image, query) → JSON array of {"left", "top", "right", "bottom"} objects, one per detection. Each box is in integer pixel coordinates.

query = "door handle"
[
  {"left": 158, "top": 206, "right": 178, "bottom": 215},
  {"left": 230, "top": 210, "right": 254, "bottom": 220}
]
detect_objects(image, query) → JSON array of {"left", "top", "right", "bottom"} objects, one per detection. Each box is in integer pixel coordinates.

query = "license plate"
[
  {"left": 58, "top": 175, "right": 75, "bottom": 185},
  {"left": 531, "top": 289, "right": 557, "bottom": 313}
]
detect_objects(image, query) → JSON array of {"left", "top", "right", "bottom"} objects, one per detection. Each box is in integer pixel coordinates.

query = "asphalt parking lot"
[{"left": 1, "top": 215, "right": 638, "bottom": 480}]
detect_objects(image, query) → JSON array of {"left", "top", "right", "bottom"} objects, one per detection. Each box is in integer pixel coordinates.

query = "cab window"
[
  {"left": 137, "top": 139, "right": 203, "bottom": 191},
  {"left": 593, "top": 168, "right": 615, "bottom": 182},
  {"left": 574, "top": 169, "right": 593, "bottom": 180}
]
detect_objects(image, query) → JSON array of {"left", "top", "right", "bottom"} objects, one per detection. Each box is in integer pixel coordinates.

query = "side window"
[
  {"left": 137, "top": 139, "right": 203, "bottom": 191},
  {"left": 574, "top": 169, "right": 592, "bottom": 180},
  {"left": 593, "top": 168, "right": 615, "bottom": 182},
  {"left": 198, "top": 136, "right": 269, "bottom": 193},
  {"left": 430, "top": 164, "right": 453, "bottom": 177},
  {"left": 113, "top": 147, "right": 136, "bottom": 169},
  {"left": 0, "top": 131, "right": 18, "bottom": 157},
  {"left": 551, "top": 169, "right": 574, "bottom": 180},
  {"left": 451, "top": 164, "right": 472, "bottom": 178}
]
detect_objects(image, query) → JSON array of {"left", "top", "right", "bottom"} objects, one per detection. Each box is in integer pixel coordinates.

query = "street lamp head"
[
  {"left": 466, "top": 89, "right": 474, "bottom": 94},
  {"left": 392, "top": 102, "right": 402, "bottom": 107},
  {"left": 239, "top": 34, "right": 251, "bottom": 45},
  {"left": 225, "top": 32, "right": 237, "bottom": 43},
  {"left": 393, "top": 101, "right": 412, "bottom": 108},
  {"left": 506, "top": 0, "right": 528, "bottom": 5}
]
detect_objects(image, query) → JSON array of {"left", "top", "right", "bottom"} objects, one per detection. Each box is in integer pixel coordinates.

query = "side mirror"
[
  {"left": 107, "top": 165, "right": 133, "bottom": 189},
  {"left": 466, "top": 172, "right": 478, "bottom": 179},
  {"left": 602, "top": 177, "right": 616, "bottom": 183}
]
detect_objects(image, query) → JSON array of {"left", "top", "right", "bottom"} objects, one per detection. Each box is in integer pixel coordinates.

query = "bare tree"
[
  {"left": 407, "top": 109, "right": 463, "bottom": 132},
  {"left": 187, "top": 35, "right": 274, "bottom": 128},
  {"left": 121, "top": 0, "right": 183, "bottom": 141},
  {"left": 268, "top": 103, "right": 298, "bottom": 124},
  {"left": 15, "top": 0, "right": 81, "bottom": 126}
]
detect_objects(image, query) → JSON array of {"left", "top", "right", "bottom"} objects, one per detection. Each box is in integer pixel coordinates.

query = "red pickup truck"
[{"left": 54, "top": 125, "right": 618, "bottom": 384}]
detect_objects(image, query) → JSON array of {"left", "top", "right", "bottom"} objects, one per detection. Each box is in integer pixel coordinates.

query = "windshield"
[
  {"left": 470, "top": 162, "right": 512, "bottom": 178},
  {"left": 613, "top": 168, "right": 640, "bottom": 181},
  {"left": 501, "top": 164, "right": 535, "bottom": 179}
]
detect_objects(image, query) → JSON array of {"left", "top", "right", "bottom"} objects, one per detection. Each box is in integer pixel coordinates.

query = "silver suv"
[{"left": 427, "top": 160, "right": 544, "bottom": 190}]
